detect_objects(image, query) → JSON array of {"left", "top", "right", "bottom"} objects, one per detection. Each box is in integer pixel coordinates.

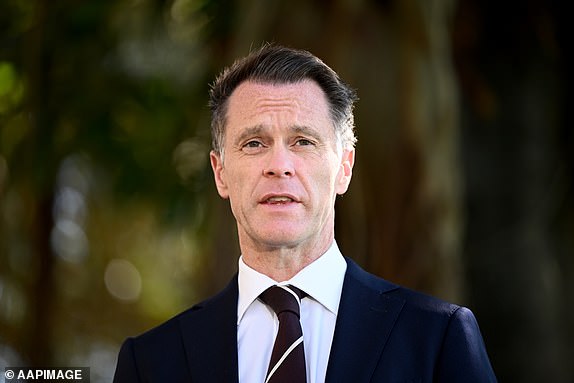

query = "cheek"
[
  {"left": 309, "top": 167, "right": 338, "bottom": 199},
  {"left": 225, "top": 168, "right": 252, "bottom": 203},
  {"left": 226, "top": 182, "right": 246, "bottom": 219}
]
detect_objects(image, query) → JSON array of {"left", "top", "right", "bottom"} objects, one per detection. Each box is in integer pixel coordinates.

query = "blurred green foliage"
[{"left": 0, "top": 1, "right": 223, "bottom": 381}]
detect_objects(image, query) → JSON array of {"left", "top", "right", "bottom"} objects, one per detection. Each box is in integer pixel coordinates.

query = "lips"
[
  {"left": 266, "top": 196, "right": 293, "bottom": 204},
  {"left": 260, "top": 193, "right": 300, "bottom": 205}
]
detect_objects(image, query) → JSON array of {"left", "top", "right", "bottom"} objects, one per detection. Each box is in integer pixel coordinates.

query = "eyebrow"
[
  {"left": 232, "top": 124, "right": 323, "bottom": 146},
  {"left": 233, "top": 125, "right": 265, "bottom": 147},
  {"left": 291, "top": 125, "right": 323, "bottom": 142}
]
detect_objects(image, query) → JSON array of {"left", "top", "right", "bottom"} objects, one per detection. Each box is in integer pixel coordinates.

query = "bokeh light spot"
[{"left": 104, "top": 259, "right": 142, "bottom": 302}]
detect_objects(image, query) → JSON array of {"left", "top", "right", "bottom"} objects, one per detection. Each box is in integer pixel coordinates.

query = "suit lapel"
[
  {"left": 179, "top": 275, "right": 239, "bottom": 383},
  {"left": 325, "top": 259, "right": 405, "bottom": 383}
]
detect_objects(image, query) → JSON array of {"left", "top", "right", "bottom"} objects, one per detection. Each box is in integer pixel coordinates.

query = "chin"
[{"left": 255, "top": 229, "right": 308, "bottom": 249}]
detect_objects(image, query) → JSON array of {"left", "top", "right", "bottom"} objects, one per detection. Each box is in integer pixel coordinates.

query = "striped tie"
[{"left": 260, "top": 285, "right": 307, "bottom": 383}]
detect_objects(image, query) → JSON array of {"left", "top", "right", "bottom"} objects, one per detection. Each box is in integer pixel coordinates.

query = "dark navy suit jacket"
[{"left": 113, "top": 258, "right": 497, "bottom": 382}]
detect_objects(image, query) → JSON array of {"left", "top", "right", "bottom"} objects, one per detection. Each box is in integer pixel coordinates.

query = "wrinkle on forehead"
[
  {"left": 231, "top": 80, "right": 329, "bottom": 113},
  {"left": 253, "top": 97, "right": 301, "bottom": 114}
]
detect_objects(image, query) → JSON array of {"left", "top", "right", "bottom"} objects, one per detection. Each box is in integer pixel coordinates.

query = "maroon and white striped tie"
[{"left": 259, "top": 285, "right": 307, "bottom": 383}]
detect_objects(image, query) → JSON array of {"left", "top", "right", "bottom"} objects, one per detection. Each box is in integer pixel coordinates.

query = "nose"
[{"left": 263, "top": 146, "right": 295, "bottom": 178}]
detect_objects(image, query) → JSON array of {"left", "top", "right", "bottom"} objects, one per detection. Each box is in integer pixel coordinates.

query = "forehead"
[{"left": 225, "top": 80, "right": 332, "bottom": 131}]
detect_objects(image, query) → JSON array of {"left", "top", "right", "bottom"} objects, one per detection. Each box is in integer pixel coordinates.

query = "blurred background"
[{"left": 0, "top": 0, "right": 571, "bottom": 382}]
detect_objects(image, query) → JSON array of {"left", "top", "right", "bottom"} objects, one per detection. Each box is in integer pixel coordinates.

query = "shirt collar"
[{"left": 237, "top": 241, "right": 347, "bottom": 324}]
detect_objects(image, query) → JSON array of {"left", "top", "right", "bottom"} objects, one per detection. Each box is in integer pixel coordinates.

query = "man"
[{"left": 113, "top": 44, "right": 497, "bottom": 382}]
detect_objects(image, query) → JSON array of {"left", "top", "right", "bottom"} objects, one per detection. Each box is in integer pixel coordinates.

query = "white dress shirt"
[{"left": 237, "top": 241, "right": 347, "bottom": 383}]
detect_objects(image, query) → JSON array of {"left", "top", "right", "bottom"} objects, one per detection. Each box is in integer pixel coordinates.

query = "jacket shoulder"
[
  {"left": 113, "top": 276, "right": 239, "bottom": 382},
  {"left": 343, "top": 257, "right": 496, "bottom": 381},
  {"left": 344, "top": 256, "right": 461, "bottom": 318},
  {"left": 132, "top": 274, "right": 238, "bottom": 347}
]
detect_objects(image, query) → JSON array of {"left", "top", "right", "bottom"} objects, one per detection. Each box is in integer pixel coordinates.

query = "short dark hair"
[{"left": 209, "top": 44, "right": 357, "bottom": 155}]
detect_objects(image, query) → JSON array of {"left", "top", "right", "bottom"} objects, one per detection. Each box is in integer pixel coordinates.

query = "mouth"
[
  {"left": 265, "top": 196, "right": 294, "bottom": 205},
  {"left": 260, "top": 194, "right": 299, "bottom": 205}
]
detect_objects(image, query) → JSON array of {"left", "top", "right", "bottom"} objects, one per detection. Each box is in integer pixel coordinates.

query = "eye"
[
  {"left": 244, "top": 140, "right": 263, "bottom": 148},
  {"left": 295, "top": 138, "right": 315, "bottom": 146},
  {"left": 241, "top": 139, "right": 266, "bottom": 153}
]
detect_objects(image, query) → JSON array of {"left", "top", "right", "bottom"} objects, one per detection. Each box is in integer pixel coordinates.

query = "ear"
[
  {"left": 335, "top": 148, "right": 355, "bottom": 195},
  {"left": 210, "top": 150, "right": 229, "bottom": 199}
]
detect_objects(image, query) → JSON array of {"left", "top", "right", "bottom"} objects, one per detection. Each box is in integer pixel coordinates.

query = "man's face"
[{"left": 210, "top": 80, "right": 354, "bottom": 253}]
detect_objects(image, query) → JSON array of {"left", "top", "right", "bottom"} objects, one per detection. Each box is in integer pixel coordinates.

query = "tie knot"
[{"left": 260, "top": 285, "right": 304, "bottom": 318}]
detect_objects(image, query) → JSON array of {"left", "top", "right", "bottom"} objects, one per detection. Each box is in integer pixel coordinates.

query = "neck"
[{"left": 240, "top": 236, "right": 333, "bottom": 282}]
